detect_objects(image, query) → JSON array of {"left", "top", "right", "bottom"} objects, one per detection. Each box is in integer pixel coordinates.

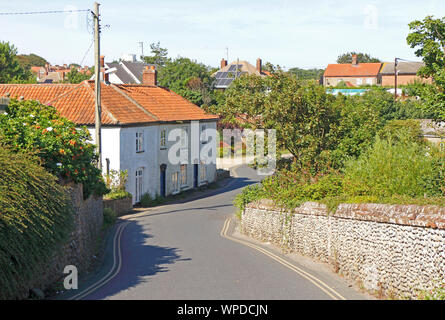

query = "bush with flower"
[{"left": 0, "top": 98, "right": 108, "bottom": 198}]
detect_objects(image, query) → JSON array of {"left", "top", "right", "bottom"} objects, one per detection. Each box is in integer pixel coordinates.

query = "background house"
[
  {"left": 212, "top": 58, "right": 270, "bottom": 90},
  {"left": 103, "top": 54, "right": 155, "bottom": 84},
  {"left": 379, "top": 61, "right": 433, "bottom": 86},
  {"left": 323, "top": 54, "right": 382, "bottom": 87},
  {"left": 30, "top": 63, "right": 90, "bottom": 83},
  {"left": 0, "top": 66, "right": 219, "bottom": 204}
]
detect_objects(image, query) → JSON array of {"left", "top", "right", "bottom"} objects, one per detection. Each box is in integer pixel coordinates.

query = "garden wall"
[
  {"left": 241, "top": 199, "right": 445, "bottom": 299},
  {"left": 103, "top": 197, "right": 133, "bottom": 217},
  {"left": 26, "top": 182, "right": 103, "bottom": 298}
]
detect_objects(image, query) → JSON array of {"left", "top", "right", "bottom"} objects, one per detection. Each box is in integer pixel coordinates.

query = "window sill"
[
  {"left": 136, "top": 150, "right": 145, "bottom": 154},
  {"left": 160, "top": 147, "right": 167, "bottom": 151}
]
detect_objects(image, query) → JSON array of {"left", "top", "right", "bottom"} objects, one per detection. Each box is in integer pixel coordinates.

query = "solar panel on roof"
[{"left": 228, "top": 65, "right": 237, "bottom": 72}]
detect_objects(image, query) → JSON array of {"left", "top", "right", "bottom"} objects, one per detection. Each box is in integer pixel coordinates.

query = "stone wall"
[
  {"left": 241, "top": 199, "right": 445, "bottom": 299},
  {"left": 103, "top": 197, "right": 132, "bottom": 217},
  {"left": 27, "top": 182, "right": 103, "bottom": 297}
]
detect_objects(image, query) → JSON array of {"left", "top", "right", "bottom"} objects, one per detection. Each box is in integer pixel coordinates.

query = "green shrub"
[
  {"left": 140, "top": 193, "right": 164, "bottom": 207},
  {"left": 104, "top": 170, "right": 131, "bottom": 200},
  {"left": 0, "top": 146, "right": 73, "bottom": 299},
  {"left": 0, "top": 99, "right": 107, "bottom": 199},
  {"left": 378, "top": 119, "right": 424, "bottom": 144},
  {"left": 233, "top": 184, "right": 267, "bottom": 215},
  {"left": 343, "top": 137, "right": 444, "bottom": 198},
  {"left": 104, "top": 190, "right": 132, "bottom": 200},
  {"left": 103, "top": 208, "right": 117, "bottom": 226}
]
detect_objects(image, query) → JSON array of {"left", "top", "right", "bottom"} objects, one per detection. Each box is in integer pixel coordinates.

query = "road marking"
[
  {"left": 68, "top": 221, "right": 129, "bottom": 300},
  {"left": 220, "top": 217, "right": 347, "bottom": 300}
]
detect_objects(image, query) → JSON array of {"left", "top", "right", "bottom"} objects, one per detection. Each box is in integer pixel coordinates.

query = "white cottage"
[{"left": 0, "top": 71, "right": 219, "bottom": 204}]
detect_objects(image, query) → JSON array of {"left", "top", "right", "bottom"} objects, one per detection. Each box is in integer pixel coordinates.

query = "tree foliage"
[
  {"left": 65, "top": 67, "right": 92, "bottom": 84},
  {"left": 158, "top": 57, "right": 214, "bottom": 106},
  {"left": 407, "top": 15, "right": 445, "bottom": 120},
  {"left": 16, "top": 53, "right": 47, "bottom": 70},
  {"left": 0, "top": 41, "right": 35, "bottom": 83},
  {"left": 219, "top": 73, "right": 338, "bottom": 171},
  {"left": 0, "top": 99, "right": 107, "bottom": 198},
  {"left": 141, "top": 41, "right": 170, "bottom": 68},
  {"left": 0, "top": 147, "right": 73, "bottom": 299},
  {"left": 336, "top": 52, "right": 381, "bottom": 64},
  {"left": 288, "top": 67, "right": 324, "bottom": 81}
]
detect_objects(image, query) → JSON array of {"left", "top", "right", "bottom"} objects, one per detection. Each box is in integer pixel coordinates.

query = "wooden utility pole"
[
  {"left": 394, "top": 57, "right": 398, "bottom": 101},
  {"left": 93, "top": 2, "right": 102, "bottom": 170}
]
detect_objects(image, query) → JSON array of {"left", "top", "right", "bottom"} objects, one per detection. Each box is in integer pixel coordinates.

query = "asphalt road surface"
[{"left": 61, "top": 165, "right": 368, "bottom": 300}]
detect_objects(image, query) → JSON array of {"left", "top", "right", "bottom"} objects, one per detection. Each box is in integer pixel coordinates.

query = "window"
[
  {"left": 135, "top": 168, "right": 143, "bottom": 203},
  {"left": 160, "top": 129, "right": 166, "bottom": 148},
  {"left": 172, "top": 172, "right": 179, "bottom": 193},
  {"left": 356, "top": 78, "right": 363, "bottom": 85},
  {"left": 367, "top": 78, "right": 373, "bottom": 85},
  {"left": 180, "top": 164, "right": 187, "bottom": 186},
  {"left": 136, "top": 131, "right": 144, "bottom": 152},
  {"left": 200, "top": 161, "right": 206, "bottom": 182},
  {"left": 201, "top": 124, "right": 207, "bottom": 144}
]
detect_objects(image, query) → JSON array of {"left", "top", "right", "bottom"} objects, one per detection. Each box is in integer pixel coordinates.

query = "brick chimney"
[
  {"left": 351, "top": 54, "right": 358, "bottom": 65},
  {"left": 100, "top": 55, "right": 109, "bottom": 82},
  {"left": 221, "top": 58, "right": 227, "bottom": 69},
  {"left": 143, "top": 65, "right": 157, "bottom": 86},
  {"left": 256, "top": 58, "right": 262, "bottom": 74}
]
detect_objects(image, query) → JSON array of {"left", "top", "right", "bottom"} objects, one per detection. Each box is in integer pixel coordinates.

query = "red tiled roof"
[
  {"left": 0, "top": 81, "right": 218, "bottom": 126},
  {"left": 324, "top": 63, "right": 382, "bottom": 77}
]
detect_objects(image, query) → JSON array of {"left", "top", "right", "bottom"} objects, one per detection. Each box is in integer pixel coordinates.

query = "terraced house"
[{"left": 0, "top": 67, "right": 219, "bottom": 204}]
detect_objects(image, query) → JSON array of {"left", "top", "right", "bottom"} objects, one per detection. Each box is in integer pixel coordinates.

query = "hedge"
[{"left": 0, "top": 146, "right": 73, "bottom": 299}]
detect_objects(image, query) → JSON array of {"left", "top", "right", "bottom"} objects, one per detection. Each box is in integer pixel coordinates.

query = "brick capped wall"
[{"left": 241, "top": 199, "right": 445, "bottom": 299}]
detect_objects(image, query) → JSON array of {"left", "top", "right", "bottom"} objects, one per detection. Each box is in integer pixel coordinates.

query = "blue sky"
[{"left": 0, "top": 0, "right": 444, "bottom": 69}]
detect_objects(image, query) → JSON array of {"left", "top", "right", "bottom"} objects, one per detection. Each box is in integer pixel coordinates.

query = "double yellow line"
[
  {"left": 68, "top": 221, "right": 129, "bottom": 300},
  {"left": 220, "top": 218, "right": 346, "bottom": 300}
]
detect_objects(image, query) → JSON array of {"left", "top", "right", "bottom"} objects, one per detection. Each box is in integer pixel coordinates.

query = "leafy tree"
[
  {"left": 336, "top": 52, "right": 381, "bottom": 64},
  {"left": 158, "top": 57, "right": 214, "bottom": 106},
  {"left": 329, "top": 90, "right": 391, "bottom": 167},
  {"left": 288, "top": 67, "right": 325, "bottom": 81},
  {"left": 220, "top": 73, "right": 338, "bottom": 171},
  {"left": 0, "top": 41, "right": 35, "bottom": 83},
  {"left": 0, "top": 99, "right": 107, "bottom": 198},
  {"left": 16, "top": 53, "right": 47, "bottom": 70},
  {"left": 141, "top": 41, "right": 170, "bottom": 68},
  {"left": 65, "top": 66, "right": 92, "bottom": 84},
  {"left": 407, "top": 15, "right": 445, "bottom": 120}
]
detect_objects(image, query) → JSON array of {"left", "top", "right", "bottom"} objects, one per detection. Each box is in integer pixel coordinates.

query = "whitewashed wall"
[{"left": 88, "top": 120, "right": 217, "bottom": 203}]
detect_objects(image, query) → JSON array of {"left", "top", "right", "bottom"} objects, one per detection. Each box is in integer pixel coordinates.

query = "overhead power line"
[{"left": 0, "top": 9, "right": 91, "bottom": 15}]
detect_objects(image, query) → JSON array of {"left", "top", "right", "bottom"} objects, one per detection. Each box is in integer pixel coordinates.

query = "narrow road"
[{"left": 63, "top": 165, "right": 367, "bottom": 300}]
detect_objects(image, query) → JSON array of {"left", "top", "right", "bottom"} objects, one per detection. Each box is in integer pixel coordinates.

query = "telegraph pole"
[
  {"left": 394, "top": 57, "right": 398, "bottom": 101},
  {"left": 93, "top": 2, "right": 102, "bottom": 170}
]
